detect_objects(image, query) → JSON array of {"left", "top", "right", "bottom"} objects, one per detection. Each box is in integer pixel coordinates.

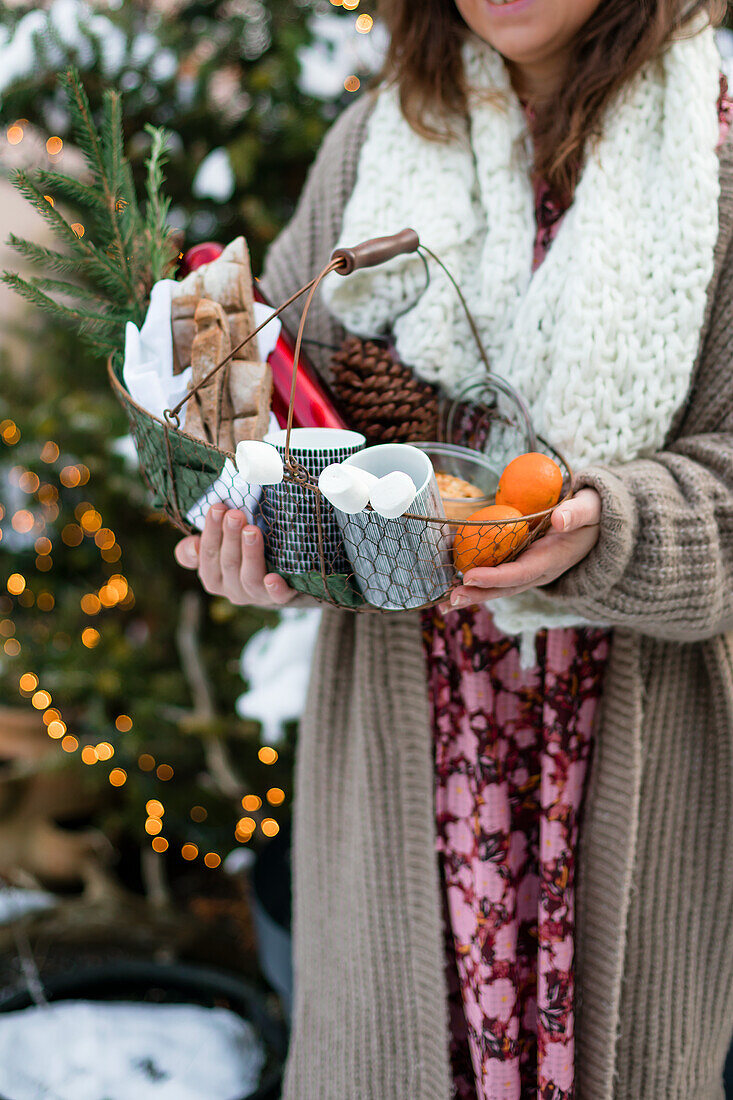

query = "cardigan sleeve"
[
  {"left": 543, "top": 231, "right": 733, "bottom": 641},
  {"left": 258, "top": 94, "right": 374, "bottom": 384}
]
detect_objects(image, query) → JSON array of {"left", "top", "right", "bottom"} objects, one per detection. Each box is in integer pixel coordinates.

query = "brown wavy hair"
[{"left": 376, "top": 0, "right": 726, "bottom": 201}]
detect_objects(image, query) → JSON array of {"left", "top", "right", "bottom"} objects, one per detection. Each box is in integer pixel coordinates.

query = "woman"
[{"left": 175, "top": 1, "right": 733, "bottom": 1097}]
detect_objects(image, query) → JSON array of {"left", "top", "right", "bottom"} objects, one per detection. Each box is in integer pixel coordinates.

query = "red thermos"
[{"left": 180, "top": 242, "right": 347, "bottom": 431}]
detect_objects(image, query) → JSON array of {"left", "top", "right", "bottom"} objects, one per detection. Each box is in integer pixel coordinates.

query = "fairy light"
[
  {"left": 81, "top": 746, "right": 98, "bottom": 765},
  {"left": 94, "top": 529, "right": 115, "bottom": 551},
  {"left": 7, "top": 125, "right": 23, "bottom": 145},
  {"left": 19, "top": 471, "right": 39, "bottom": 494},
  {"left": 204, "top": 853, "right": 221, "bottom": 869},
  {"left": 37, "top": 592, "right": 54, "bottom": 611},
  {"left": 60, "top": 466, "right": 81, "bottom": 488},
  {"left": 261, "top": 818, "right": 280, "bottom": 838},
  {"left": 190, "top": 806, "right": 207, "bottom": 823},
  {"left": 47, "top": 720, "right": 66, "bottom": 739},
  {"left": 344, "top": 76, "right": 361, "bottom": 93},
  {"left": 138, "top": 754, "right": 155, "bottom": 771},
  {"left": 115, "top": 714, "right": 133, "bottom": 732},
  {"left": 4, "top": 639, "right": 21, "bottom": 657},
  {"left": 266, "top": 787, "right": 286, "bottom": 806},
  {"left": 44, "top": 195, "right": 54, "bottom": 207},
  {"left": 81, "top": 627, "right": 100, "bottom": 648},
  {"left": 35, "top": 537, "right": 52, "bottom": 555},
  {"left": 146, "top": 800, "right": 164, "bottom": 817},
  {"left": 80, "top": 593, "right": 101, "bottom": 615},
  {"left": 95, "top": 742, "right": 114, "bottom": 761},
  {"left": 181, "top": 843, "right": 198, "bottom": 861},
  {"left": 36, "top": 555, "right": 53, "bottom": 572},
  {"left": 355, "top": 13, "right": 373, "bottom": 32},
  {"left": 38, "top": 484, "right": 58, "bottom": 505},
  {"left": 343, "top": 0, "right": 359, "bottom": 8},
  {"left": 258, "top": 746, "right": 278, "bottom": 765},
  {"left": 156, "top": 764, "right": 174, "bottom": 781},
  {"left": 40, "top": 442, "right": 59, "bottom": 463},
  {"left": 241, "top": 794, "right": 261, "bottom": 812},
  {"left": 151, "top": 836, "right": 168, "bottom": 853},
  {"left": 0, "top": 621, "right": 13, "bottom": 638},
  {"left": 145, "top": 817, "right": 163, "bottom": 835},
  {"left": 1, "top": 421, "right": 20, "bottom": 445},
  {"left": 109, "top": 768, "right": 127, "bottom": 786},
  {"left": 80, "top": 509, "right": 102, "bottom": 533},
  {"left": 70, "top": 223, "right": 85, "bottom": 238},
  {"left": 61, "top": 734, "right": 78, "bottom": 753},
  {"left": 31, "top": 689, "right": 51, "bottom": 709},
  {"left": 7, "top": 574, "right": 25, "bottom": 595},
  {"left": 46, "top": 136, "right": 63, "bottom": 155},
  {"left": 62, "top": 524, "right": 83, "bottom": 546},
  {"left": 19, "top": 673, "right": 38, "bottom": 694},
  {"left": 12, "top": 510, "right": 34, "bottom": 534},
  {"left": 18, "top": 589, "right": 34, "bottom": 608}
]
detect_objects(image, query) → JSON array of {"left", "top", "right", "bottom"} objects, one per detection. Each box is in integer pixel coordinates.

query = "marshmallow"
[
  {"left": 318, "top": 463, "right": 378, "bottom": 514},
  {"left": 235, "top": 440, "right": 284, "bottom": 485},
  {"left": 369, "top": 471, "right": 418, "bottom": 519}
]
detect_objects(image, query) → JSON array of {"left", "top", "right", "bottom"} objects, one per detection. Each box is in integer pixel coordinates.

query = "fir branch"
[
  {"left": 1, "top": 273, "right": 122, "bottom": 332},
  {"left": 32, "top": 170, "right": 107, "bottom": 215},
  {"left": 143, "top": 124, "right": 177, "bottom": 284}
]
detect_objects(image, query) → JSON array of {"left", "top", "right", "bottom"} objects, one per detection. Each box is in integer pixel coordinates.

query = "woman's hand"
[
  {"left": 174, "top": 504, "right": 296, "bottom": 608},
  {"left": 441, "top": 487, "right": 601, "bottom": 612}
]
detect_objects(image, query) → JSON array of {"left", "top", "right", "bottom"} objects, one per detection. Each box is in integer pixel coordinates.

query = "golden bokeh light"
[
  {"left": 42, "top": 708, "right": 60, "bottom": 725},
  {"left": 36, "top": 556, "right": 53, "bottom": 572},
  {"left": 81, "top": 746, "right": 98, "bottom": 765},
  {"left": 95, "top": 741, "right": 114, "bottom": 761},
  {"left": 19, "top": 471, "right": 39, "bottom": 494},
  {"left": 237, "top": 816, "right": 256, "bottom": 833},
  {"left": 2, "top": 422, "right": 20, "bottom": 445},
  {"left": 80, "top": 593, "right": 101, "bottom": 615},
  {"left": 80, "top": 509, "right": 102, "bottom": 533},
  {"left": 7, "top": 574, "right": 26, "bottom": 595},
  {"left": 151, "top": 836, "right": 169, "bottom": 853},
  {"left": 258, "top": 746, "right": 278, "bottom": 765},
  {"left": 145, "top": 817, "right": 163, "bottom": 835},
  {"left": 62, "top": 524, "right": 83, "bottom": 547},
  {"left": 266, "top": 787, "right": 286, "bottom": 806},
  {"left": 82, "top": 627, "right": 100, "bottom": 648},
  {"left": 12, "top": 510, "right": 34, "bottom": 534},
  {"left": 40, "top": 441, "right": 59, "bottom": 463},
  {"left": 146, "top": 799, "right": 164, "bottom": 818},
  {"left": 241, "top": 794, "right": 261, "bottom": 812},
  {"left": 31, "top": 689, "right": 51, "bottom": 709},
  {"left": 156, "top": 764, "right": 174, "bottom": 781},
  {"left": 59, "top": 465, "right": 81, "bottom": 488},
  {"left": 190, "top": 805, "right": 207, "bottom": 823},
  {"left": 355, "top": 13, "right": 373, "bottom": 32},
  {"left": 181, "top": 843, "right": 198, "bottom": 861},
  {"left": 46, "top": 136, "right": 63, "bottom": 155},
  {"left": 19, "top": 673, "right": 38, "bottom": 694},
  {"left": 115, "top": 714, "right": 133, "bottom": 732},
  {"left": 7, "top": 125, "right": 23, "bottom": 145},
  {"left": 0, "top": 621, "right": 14, "bottom": 638},
  {"left": 261, "top": 818, "right": 280, "bottom": 838},
  {"left": 61, "top": 734, "right": 78, "bottom": 753},
  {"left": 344, "top": 75, "right": 361, "bottom": 93},
  {"left": 37, "top": 592, "right": 54, "bottom": 611},
  {"left": 138, "top": 753, "right": 155, "bottom": 771},
  {"left": 70, "top": 223, "right": 85, "bottom": 238},
  {"left": 109, "top": 767, "right": 127, "bottom": 786},
  {"left": 35, "top": 537, "right": 52, "bottom": 555},
  {"left": 47, "top": 720, "right": 66, "bottom": 739},
  {"left": 204, "top": 852, "right": 221, "bottom": 869},
  {"left": 4, "top": 639, "right": 21, "bottom": 657}
]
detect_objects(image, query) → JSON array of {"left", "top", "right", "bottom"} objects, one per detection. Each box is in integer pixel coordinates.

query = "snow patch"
[{"left": 0, "top": 1000, "right": 266, "bottom": 1099}]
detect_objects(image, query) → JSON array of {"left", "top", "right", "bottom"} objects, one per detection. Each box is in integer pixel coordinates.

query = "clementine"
[
  {"left": 452, "top": 504, "right": 530, "bottom": 574},
  {"left": 496, "top": 452, "right": 563, "bottom": 517}
]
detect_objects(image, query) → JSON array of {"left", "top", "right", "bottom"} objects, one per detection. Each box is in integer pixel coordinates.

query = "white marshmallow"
[
  {"left": 318, "top": 463, "right": 377, "bottom": 514},
  {"left": 369, "top": 470, "right": 418, "bottom": 519},
  {"left": 235, "top": 440, "right": 284, "bottom": 485}
]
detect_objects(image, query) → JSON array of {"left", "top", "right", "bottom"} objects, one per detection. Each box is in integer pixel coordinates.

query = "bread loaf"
[
  {"left": 189, "top": 298, "right": 233, "bottom": 450},
  {"left": 228, "top": 360, "right": 273, "bottom": 444}
]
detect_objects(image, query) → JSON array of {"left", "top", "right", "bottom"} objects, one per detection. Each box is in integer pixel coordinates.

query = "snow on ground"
[
  {"left": 0, "top": 1001, "right": 266, "bottom": 1100},
  {"left": 237, "top": 607, "right": 321, "bottom": 745}
]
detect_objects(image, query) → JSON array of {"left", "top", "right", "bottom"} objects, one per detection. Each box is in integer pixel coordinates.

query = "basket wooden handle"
[{"left": 331, "top": 229, "right": 420, "bottom": 275}]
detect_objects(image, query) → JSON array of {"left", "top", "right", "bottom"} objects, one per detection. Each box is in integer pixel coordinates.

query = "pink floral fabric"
[{"left": 424, "top": 82, "right": 732, "bottom": 1100}]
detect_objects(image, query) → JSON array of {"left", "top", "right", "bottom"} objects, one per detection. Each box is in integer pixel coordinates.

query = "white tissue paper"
[{"left": 122, "top": 278, "right": 282, "bottom": 531}]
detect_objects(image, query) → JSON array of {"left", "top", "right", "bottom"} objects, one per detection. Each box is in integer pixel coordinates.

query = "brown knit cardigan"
[{"left": 260, "top": 93, "right": 733, "bottom": 1100}]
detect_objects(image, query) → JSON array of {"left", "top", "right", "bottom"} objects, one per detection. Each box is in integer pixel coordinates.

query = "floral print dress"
[{"left": 424, "top": 82, "right": 732, "bottom": 1100}]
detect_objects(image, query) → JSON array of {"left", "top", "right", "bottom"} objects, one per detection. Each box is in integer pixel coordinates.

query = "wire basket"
[{"left": 108, "top": 229, "right": 572, "bottom": 612}]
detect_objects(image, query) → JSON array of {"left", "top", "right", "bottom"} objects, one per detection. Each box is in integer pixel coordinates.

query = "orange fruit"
[
  {"left": 496, "top": 452, "right": 563, "bottom": 518},
  {"left": 452, "top": 504, "right": 530, "bottom": 574}
]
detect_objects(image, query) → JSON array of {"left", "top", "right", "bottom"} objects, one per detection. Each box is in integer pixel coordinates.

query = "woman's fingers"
[
  {"left": 263, "top": 573, "right": 297, "bottom": 606},
  {"left": 174, "top": 536, "right": 200, "bottom": 569},
  {"left": 198, "top": 504, "right": 226, "bottom": 593},
  {"left": 551, "top": 487, "right": 602, "bottom": 532},
  {"left": 219, "top": 510, "right": 245, "bottom": 596}
]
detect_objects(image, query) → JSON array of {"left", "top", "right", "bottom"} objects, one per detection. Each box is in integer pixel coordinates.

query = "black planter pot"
[
  {"left": 249, "top": 822, "right": 293, "bottom": 1021},
  {"left": 0, "top": 959, "right": 286, "bottom": 1100}
]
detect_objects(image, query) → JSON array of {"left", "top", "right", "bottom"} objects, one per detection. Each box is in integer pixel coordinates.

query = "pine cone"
[{"left": 330, "top": 336, "right": 439, "bottom": 445}]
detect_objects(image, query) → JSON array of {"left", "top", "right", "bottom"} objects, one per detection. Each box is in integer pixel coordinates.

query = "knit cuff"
[{"left": 542, "top": 464, "right": 638, "bottom": 605}]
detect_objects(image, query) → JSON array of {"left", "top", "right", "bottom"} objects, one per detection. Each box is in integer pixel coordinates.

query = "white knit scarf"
[{"left": 322, "top": 27, "right": 722, "bottom": 646}]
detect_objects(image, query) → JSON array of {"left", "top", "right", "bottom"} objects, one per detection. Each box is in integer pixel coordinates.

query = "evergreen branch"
[
  {"left": 32, "top": 170, "right": 107, "bottom": 214},
  {"left": 59, "top": 69, "right": 138, "bottom": 304},
  {"left": 143, "top": 124, "right": 177, "bottom": 284},
  {"left": 6, "top": 236, "right": 86, "bottom": 276},
  {"left": 0, "top": 273, "right": 120, "bottom": 329}
]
